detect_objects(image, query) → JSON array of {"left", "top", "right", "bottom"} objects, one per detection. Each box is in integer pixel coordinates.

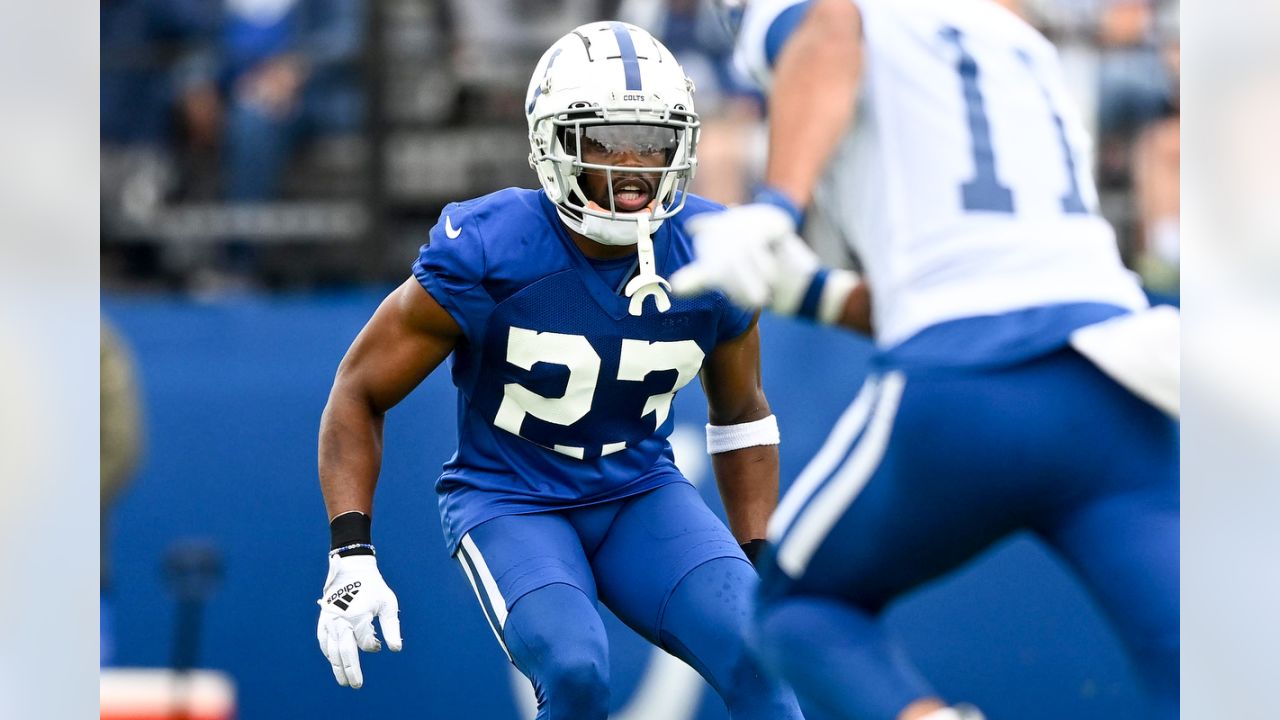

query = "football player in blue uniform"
[
  {"left": 314, "top": 21, "right": 803, "bottom": 720},
  {"left": 674, "top": 1, "right": 1180, "bottom": 719}
]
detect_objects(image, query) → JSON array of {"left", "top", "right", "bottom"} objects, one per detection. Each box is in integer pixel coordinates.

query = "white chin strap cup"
[{"left": 625, "top": 214, "right": 672, "bottom": 316}]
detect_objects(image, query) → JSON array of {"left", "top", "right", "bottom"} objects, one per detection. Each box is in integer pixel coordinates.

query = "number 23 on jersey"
[{"left": 493, "top": 327, "right": 705, "bottom": 459}]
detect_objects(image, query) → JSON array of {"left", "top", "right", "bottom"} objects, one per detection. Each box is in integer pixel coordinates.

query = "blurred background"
[{"left": 98, "top": 1, "right": 1180, "bottom": 718}]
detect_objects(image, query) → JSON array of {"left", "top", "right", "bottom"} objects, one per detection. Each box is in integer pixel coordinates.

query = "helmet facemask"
[
  {"left": 531, "top": 104, "right": 699, "bottom": 246},
  {"left": 524, "top": 21, "right": 698, "bottom": 314}
]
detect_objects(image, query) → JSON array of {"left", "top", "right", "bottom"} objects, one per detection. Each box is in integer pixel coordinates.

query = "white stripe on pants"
[
  {"left": 775, "top": 372, "right": 906, "bottom": 578},
  {"left": 457, "top": 533, "right": 513, "bottom": 660},
  {"left": 767, "top": 375, "right": 883, "bottom": 541}
]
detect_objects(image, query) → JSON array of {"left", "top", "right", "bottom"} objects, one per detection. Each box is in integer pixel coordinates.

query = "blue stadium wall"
[{"left": 103, "top": 289, "right": 1146, "bottom": 719}]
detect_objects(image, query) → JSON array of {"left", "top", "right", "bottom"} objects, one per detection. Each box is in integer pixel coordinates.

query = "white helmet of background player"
[{"left": 526, "top": 22, "right": 700, "bottom": 246}]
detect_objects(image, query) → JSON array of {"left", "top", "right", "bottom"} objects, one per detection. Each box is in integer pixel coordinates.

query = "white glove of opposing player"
[
  {"left": 316, "top": 554, "right": 402, "bottom": 689},
  {"left": 672, "top": 203, "right": 858, "bottom": 323},
  {"left": 671, "top": 203, "right": 794, "bottom": 309}
]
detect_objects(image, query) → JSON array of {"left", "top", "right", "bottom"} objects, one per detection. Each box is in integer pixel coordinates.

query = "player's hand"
[
  {"left": 316, "top": 554, "right": 402, "bottom": 688},
  {"left": 674, "top": 203, "right": 846, "bottom": 319},
  {"left": 672, "top": 203, "right": 801, "bottom": 309}
]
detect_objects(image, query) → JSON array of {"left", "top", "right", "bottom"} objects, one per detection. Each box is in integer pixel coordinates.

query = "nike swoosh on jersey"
[{"left": 445, "top": 216, "right": 462, "bottom": 239}]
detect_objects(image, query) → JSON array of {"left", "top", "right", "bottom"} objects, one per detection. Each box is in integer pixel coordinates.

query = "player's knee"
[
  {"left": 505, "top": 589, "right": 611, "bottom": 718},
  {"left": 540, "top": 649, "right": 610, "bottom": 717},
  {"left": 514, "top": 624, "right": 609, "bottom": 716},
  {"left": 515, "top": 626, "right": 610, "bottom": 711}
]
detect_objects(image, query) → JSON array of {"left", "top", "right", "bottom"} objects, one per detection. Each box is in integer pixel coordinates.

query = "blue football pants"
[
  {"left": 455, "top": 481, "right": 804, "bottom": 720},
  {"left": 756, "top": 348, "right": 1179, "bottom": 720}
]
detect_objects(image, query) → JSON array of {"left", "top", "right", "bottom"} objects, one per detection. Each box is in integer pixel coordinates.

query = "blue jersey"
[{"left": 413, "top": 188, "right": 754, "bottom": 550}]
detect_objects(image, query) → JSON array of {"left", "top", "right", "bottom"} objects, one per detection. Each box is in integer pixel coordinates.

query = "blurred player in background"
[
  {"left": 673, "top": 1, "right": 1179, "bottom": 718},
  {"left": 101, "top": 318, "right": 145, "bottom": 667},
  {"left": 315, "top": 21, "right": 803, "bottom": 720}
]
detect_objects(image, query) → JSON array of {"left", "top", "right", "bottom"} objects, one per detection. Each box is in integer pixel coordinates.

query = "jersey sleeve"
[
  {"left": 716, "top": 301, "right": 756, "bottom": 344},
  {"left": 734, "top": 0, "right": 814, "bottom": 92},
  {"left": 412, "top": 204, "right": 491, "bottom": 341}
]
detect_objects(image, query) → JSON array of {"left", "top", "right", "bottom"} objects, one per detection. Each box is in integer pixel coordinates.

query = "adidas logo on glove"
[{"left": 326, "top": 581, "right": 362, "bottom": 610}]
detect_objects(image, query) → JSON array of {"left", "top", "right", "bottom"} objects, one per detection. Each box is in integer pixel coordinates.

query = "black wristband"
[
  {"left": 741, "top": 539, "right": 769, "bottom": 567},
  {"left": 330, "top": 511, "right": 374, "bottom": 556}
]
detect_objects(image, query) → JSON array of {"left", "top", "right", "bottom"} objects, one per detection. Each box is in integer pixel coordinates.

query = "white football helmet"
[{"left": 526, "top": 21, "right": 700, "bottom": 246}]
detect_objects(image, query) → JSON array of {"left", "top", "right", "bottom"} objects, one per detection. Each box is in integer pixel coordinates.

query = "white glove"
[
  {"left": 672, "top": 203, "right": 793, "bottom": 308},
  {"left": 672, "top": 203, "right": 858, "bottom": 323},
  {"left": 316, "top": 554, "right": 402, "bottom": 688}
]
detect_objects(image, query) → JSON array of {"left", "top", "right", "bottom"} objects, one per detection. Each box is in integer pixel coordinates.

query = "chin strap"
[{"left": 624, "top": 214, "right": 672, "bottom": 316}]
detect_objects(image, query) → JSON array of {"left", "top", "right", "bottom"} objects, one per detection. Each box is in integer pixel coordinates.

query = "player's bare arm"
[
  {"left": 673, "top": 1, "right": 871, "bottom": 336},
  {"left": 765, "top": 0, "right": 863, "bottom": 209},
  {"left": 315, "top": 278, "right": 460, "bottom": 689},
  {"left": 836, "top": 280, "right": 874, "bottom": 336},
  {"left": 767, "top": 0, "right": 875, "bottom": 337},
  {"left": 700, "top": 316, "right": 779, "bottom": 547},
  {"left": 319, "top": 278, "right": 462, "bottom": 519}
]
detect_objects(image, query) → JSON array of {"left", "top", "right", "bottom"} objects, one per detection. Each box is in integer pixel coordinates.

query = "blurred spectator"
[
  {"left": 1094, "top": 0, "right": 1178, "bottom": 185},
  {"left": 101, "top": 0, "right": 220, "bottom": 252},
  {"left": 157, "top": 0, "right": 367, "bottom": 287},
  {"left": 1131, "top": 110, "right": 1179, "bottom": 293},
  {"left": 1131, "top": 5, "right": 1179, "bottom": 294},
  {"left": 1096, "top": 0, "right": 1178, "bottom": 290},
  {"left": 101, "top": 0, "right": 219, "bottom": 148},
  {"left": 216, "top": 0, "right": 366, "bottom": 202},
  {"left": 101, "top": 318, "right": 145, "bottom": 666}
]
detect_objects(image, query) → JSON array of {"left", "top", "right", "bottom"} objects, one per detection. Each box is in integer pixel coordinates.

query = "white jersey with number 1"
[{"left": 737, "top": 0, "right": 1148, "bottom": 347}]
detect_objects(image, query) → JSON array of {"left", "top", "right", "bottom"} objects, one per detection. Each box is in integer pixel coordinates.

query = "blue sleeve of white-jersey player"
[{"left": 733, "top": 0, "right": 815, "bottom": 92}]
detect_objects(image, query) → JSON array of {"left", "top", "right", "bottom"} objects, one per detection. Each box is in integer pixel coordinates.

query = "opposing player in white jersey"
[{"left": 672, "top": 1, "right": 1179, "bottom": 719}]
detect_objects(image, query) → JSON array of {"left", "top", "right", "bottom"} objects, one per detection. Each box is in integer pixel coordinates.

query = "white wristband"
[
  {"left": 706, "top": 414, "right": 780, "bottom": 455},
  {"left": 817, "top": 269, "right": 860, "bottom": 324}
]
